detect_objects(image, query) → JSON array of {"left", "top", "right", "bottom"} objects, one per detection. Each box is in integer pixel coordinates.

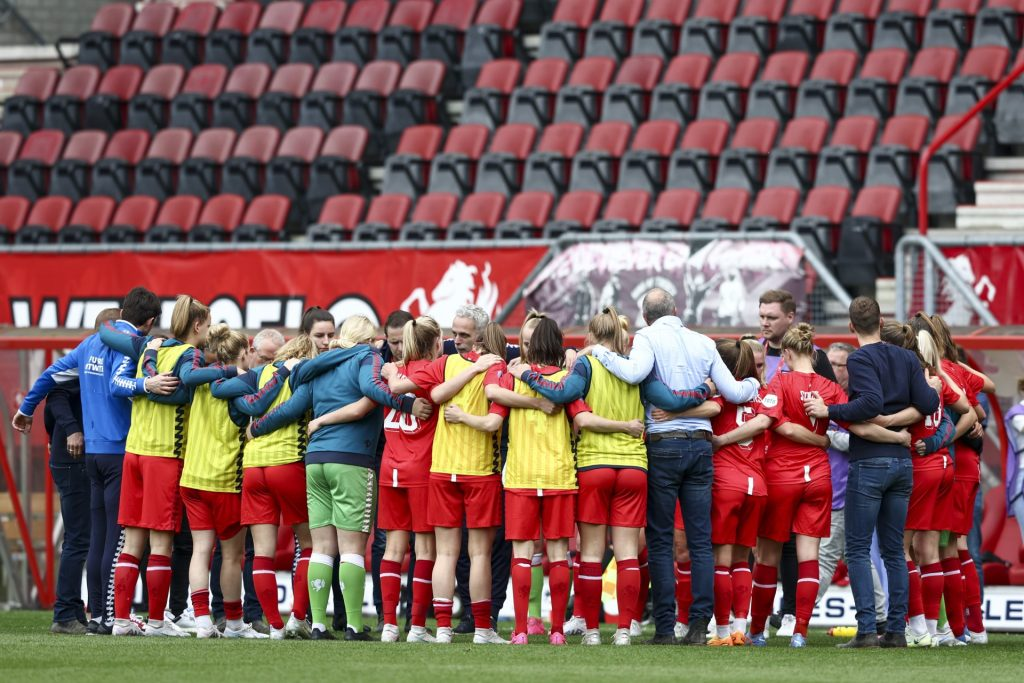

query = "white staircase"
[{"left": 955, "top": 157, "right": 1024, "bottom": 230}]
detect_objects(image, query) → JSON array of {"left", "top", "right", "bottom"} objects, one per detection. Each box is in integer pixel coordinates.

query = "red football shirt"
[
  {"left": 941, "top": 360, "right": 982, "bottom": 483},
  {"left": 711, "top": 390, "right": 767, "bottom": 496},
  {"left": 757, "top": 371, "right": 847, "bottom": 485},
  {"left": 909, "top": 376, "right": 960, "bottom": 470},
  {"left": 381, "top": 358, "right": 437, "bottom": 488}
]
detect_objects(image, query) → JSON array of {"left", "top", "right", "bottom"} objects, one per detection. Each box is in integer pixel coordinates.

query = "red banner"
[
  {"left": 939, "top": 246, "right": 1023, "bottom": 325},
  {"left": 0, "top": 248, "right": 548, "bottom": 330}
]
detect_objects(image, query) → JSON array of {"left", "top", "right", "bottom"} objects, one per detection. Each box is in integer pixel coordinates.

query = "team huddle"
[{"left": 14, "top": 285, "right": 992, "bottom": 648}]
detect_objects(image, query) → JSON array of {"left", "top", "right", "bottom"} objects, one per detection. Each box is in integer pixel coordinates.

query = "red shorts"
[
  {"left": 674, "top": 502, "right": 685, "bottom": 531},
  {"left": 181, "top": 487, "right": 242, "bottom": 540},
  {"left": 576, "top": 467, "right": 647, "bottom": 528},
  {"left": 428, "top": 477, "right": 502, "bottom": 529},
  {"left": 505, "top": 491, "right": 576, "bottom": 541},
  {"left": 241, "top": 462, "right": 308, "bottom": 527},
  {"left": 118, "top": 452, "right": 183, "bottom": 532},
  {"left": 378, "top": 485, "right": 433, "bottom": 533},
  {"left": 760, "top": 478, "right": 832, "bottom": 542},
  {"left": 711, "top": 487, "right": 767, "bottom": 548},
  {"left": 949, "top": 478, "right": 980, "bottom": 536},
  {"left": 907, "top": 462, "right": 955, "bottom": 532}
]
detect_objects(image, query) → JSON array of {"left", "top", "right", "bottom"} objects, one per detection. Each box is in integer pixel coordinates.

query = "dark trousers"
[
  {"left": 85, "top": 454, "right": 122, "bottom": 622},
  {"left": 645, "top": 438, "right": 714, "bottom": 636},
  {"left": 210, "top": 530, "right": 262, "bottom": 621},
  {"left": 845, "top": 457, "right": 914, "bottom": 634},
  {"left": 51, "top": 461, "right": 91, "bottom": 623},
  {"left": 372, "top": 527, "right": 386, "bottom": 617},
  {"left": 168, "top": 512, "right": 192, "bottom": 618},
  {"left": 455, "top": 513, "right": 513, "bottom": 621},
  {"left": 779, "top": 536, "right": 798, "bottom": 616}
]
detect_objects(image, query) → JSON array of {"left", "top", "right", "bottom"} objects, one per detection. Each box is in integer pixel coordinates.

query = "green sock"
[
  {"left": 529, "top": 564, "right": 543, "bottom": 618},
  {"left": 339, "top": 559, "right": 366, "bottom": 632},
  {"left": 308, "top": 554, "right": 334, "bottom": 630},
  {"left": 939, "top": 597, "right": 947, "bottom": 630}
]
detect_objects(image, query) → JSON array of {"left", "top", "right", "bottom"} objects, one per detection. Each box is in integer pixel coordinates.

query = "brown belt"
[{"left": 646, "top": 430, "right": 712, "bottom": 443}]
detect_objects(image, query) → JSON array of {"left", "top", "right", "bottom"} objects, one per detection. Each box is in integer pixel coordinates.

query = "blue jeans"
[
  {"left": 50, "top": 461, "right": 91, "bottom": 623},
  {"left": 85, "top": 454, "right": 122, "bottom": 622},
  {"left": 645, "top": 438, "right": 714, "bottom": 636},
  {"left": 845, "top": 457, "right": 913, "bottom": 634}
]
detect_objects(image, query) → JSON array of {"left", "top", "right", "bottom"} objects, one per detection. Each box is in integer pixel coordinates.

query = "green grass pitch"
[{"left": 2, "top": 612, "right": 1021, "bottom": 683}]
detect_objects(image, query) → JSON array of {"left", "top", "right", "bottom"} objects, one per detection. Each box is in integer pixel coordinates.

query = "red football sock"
[
  {"left": 714, "top": 565, "right": 732, "bottom": 628},
  {"left": 942, "top": 557, "right": 966, "bottom": 637},
  {"left": 114, "top": 552, "right": 140, "bottom": 620},
  {"left": 292, "top": 548, "right": 311, "bottom": 621},
  {"left": 731, "top": 562, "right": 752, "bottom": 619},
  {"left": 907, "top": 560, "right": 924, "bottom": 619},
  {"left": 411, "top": 559, "right": 433, "bottom": 628},
  {"left": 750, "top": 563, "right": 778, "bottom": 636},
  {"left": 224, "top": 600, "right": 242, "bottom": 622},
  {"left": 380, "top": 559, "right": 402, "bottom": 625},
  {"left": 920, "top": 562, "right": 944, "bottom": 621},
  {"left": 548, "top": 560, "right": 570, "bottom": 634},
  {"left": 191, "top": 589, "right": 210, "bottom": 618},
  {"left": 472, "top": 599, "right": 492, "bottom": 630},
  {"left": 635, "top": 548, "right": 650, "bottom": 625},
  {"left": 433, "top": 598, "right": 453, "bottom": 629},
  {"left": 615, "top": 558, "right": 640, "bottom": 630},
  {"left": 146, "top": 554, "right": 172, "bottom": 622},
  {"left": 675, "top": 561, "right": 692, "bottom": 624},
  {"left": 511, "top": 558, "right": 532, "bottom": 635},
  {"left": 577, "top": 561, "right": 603, "bottom": 629},
  {"left": 794, "top": 560, "right": 819, "bottom": 637},
  {"left": 253, "top": 555, "right": 284, "bottom": 629},
  {"left": 959, "top": 550, "right": 984, "bottom": 632}
]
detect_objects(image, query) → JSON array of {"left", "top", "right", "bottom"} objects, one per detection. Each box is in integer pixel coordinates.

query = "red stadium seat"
[
  {"left": 995, "top": 50, "right": 1024, "bottom": 144},
  {"left": 632, "top": 0, "right": 692, "bottom": 59},
  {"left": 697, "top": 52, "right": 760, "bottom": 125},
  {"left": 679, "top": 0, "right": 741, "bottom": 57},
  {"left": 895, "top": 46, "right": 960, "bottom": 120},
  {"left": 342, "top": 60, "right": 402, "bottom": 160},
  {"left": 206, "top": 1, "right": 262, "bottom": 66},
  {"left": 506, "top": 57, "right": 570, "bottom": 128},
  {"left": 585, "top": 0, "right": 644, "bottom": 61},
  {"left": 163, "top": 2, "right": 219, "bottom": 69},
  {"left": 816, "top": 115, "right": 880, "bottom": 188},
  {"left": 78, "top": 4, "right": 135, "bottom": 70},
  {"left": 593, "top": 189, "right": 651, "bottom": 232},
  {"left": 792, "top": 185, "right": 854, "bottom": 256},
  {"left": 602, "top": 55, "right": 663, "bottom": 126},
  {"left": 399, "top": 191, "right": 460, "bottom": 240},
  {"left": 178, "top": 127, "right": 238, "bottom": 198},
  {"left": 377, "top": 0, "right": 434, "bottom": 65},
  {"left": 307, "top": 194, "right": 367, "bottom": 241},
  {"left": 0, "top": 195, "right": 31, "bottom": 243},
  {"left": 845, "top": 48, "right": 911, "bottom": 118},
  {"left": 716, "top": 118, "right": 781, "bottom": 192},
  {"left": 147, "top": 194, "right": 203, "bottom": 242},
  {"left": 765, "top": 117, "right": 830, "bottom": 190},
  {"left": 308, "top": 125, "right": 370, "bottom": 215},
  {"left": 50, "top": 130, "right": 107, "bottom": 202},
  {"left": 247, "top": 0, "right": 303, "bottom": 67},
  {"left": 428, "top": 123, "right": 490, "bottom": 195},
  {"left": 475, "top": 123, "right": 538, "bottom": 195},
  {"left": 169, "top": 63, "right": 229, "bottom": 133},
  {"left": 60, "top": 195, "right": 117, "bottom": 244},
  {"left": 103, "top": 195, "right": 158, "bottom": 243},
  {"left": 0, "top": 131, "right": 23, "bottom": 190},
  {"left": 837, "top": 185, "right": 904, "bottom": 286},
  {"left": 947, "top": 45, "right": 1012, "bottom": 115},
  {"left": 569, "top": 120, "right": 632, "bottom": 194},
  {"left": 824, "top": 0, "right": 885, "bottom": 54},
  {"left": 236, "top": 193, "right": 291, "bottom": 242},
  {"left": 974, "top": 0, "right": 1023, "bottom": 50},
  {"left": 496, "top": 190, "right": 555, "bottom": 238},
  {"left": 299, "top": 62, "right": 359, "bottom": 130},
  {"left": 84, "top": 65, "right": 144, "bottom": 132},
  {"left": 543, "top": 189, "right": 602, "bottom": 238},
  {"left": 461, "top": 59, "right": 523, "bottom": 128},
  {"left": 873, "top": 0, "right": 931, "bottom": 51},
  {"left": 795, "top": 50, "right": 860, "bottom": 121},
  {"left": 924, "top": 0, "right": 983, "bottom": 51},
  {"left": 3, "top": 68, "right": 59, "bottom": 134},
  {"left": 448, "top": 191, "right": 507, "bottom": 239},
  {"left": 291, "top": 0, "right": 346, "bottom": 65},
  {"left": 335, "top": 0, "right": 391, "bottom": 66},
  {"left": 619, "top": 119, "right": 680, "bottom": 193},
  {"left": 727, "top": 0, "right": 786, "bottom": 57},
  {"left": 553, "top": 56, "right": 617, "bottom": 127},
  {"left": 666, "top": 119, "right": 731, "bottom": 192},
  {"left": 221, "top": 125, "right": 281, "bottom": 200},
  {"left": 421, "top": 0, "right": 478, "bottom": 68},
  {"left": 777, "top": 0, "right": 833, "bottom": 52},
  {"left": 691, "top": 188, "right": 750, "bottom": 231},
  {"left": 191, "top": 193, "right": 246, "bottom": 242},
  {"left": 353, "top": 193, "right": 413, "bottom": 241},
  {"left": 135, "top": 128, "right": 194, "bottom": 201},
  {"left": 461, "top": 0, "right": 522, "bottom": 90},
  {"left": 865, "top": 114, "right": 931, "bottom": 191},
  {"left": 926, "top": 115, "right": 983, "bottom": 214},
  {"left": 538, "top": 0, "right": 600, "bottom": 62},
  {"left": 43, "top": 65, "right": 101, "bottom": 134},
  {"left": 16, "top": 195, "right": 73, "bottom": 245},
  {"left": 650, "top": 54, "right": 713, "bottom": 124},
  {"left": 748, "top": 51, "right": 810, "bottom": 120},
  {"left": 128, "top": 64, "right": 186, "bottom": 133},
  {"left": 740, "top": 186, "right": 801, "bottom": 231},
  {"left": 381, "top": 124, "right": 445, "bottom": 196},
  {"left": 121, "top": 2, "right": 176, "bottom": 70},
  {"left": 6, "top": 129, "right": 65, "bottom": 200},
  {"left": 385, "top": 60, "right": 447, "bottom": 147},
  {"left": 265, "top": 126, "right": 325, "bottom": 222},
  {"left": 213, "top": 63, "right": 272, "bottom": 131},
  {"left": 91, "top": 129, "right": 150, "bottom": 201},
  {"left": 257, "top": 63, "right": 315, "bottom": 130},
  {"left": 522, "top": 121, "right": 586, "bottom": 196},
  {"left": 641, "top": 188, "right": 702, "bottom": 232}
]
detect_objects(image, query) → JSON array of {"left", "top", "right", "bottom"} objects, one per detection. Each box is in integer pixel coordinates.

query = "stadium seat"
[
  {"left": 84, "top": 65, "right": 144, "bottom": 132},
  {"left": 569, "top": 120, "right": 632, "bottom": 194},
  {"left": 474, "top": 123, "right": 537, "bottom": 195},
  {"left": 15, "top": 195, "right": 73, "bottom": 245},
  {"left": 690, "top": 188, "right": 750, "bottom": 232},
  {"left": 816, "top": 115, "right": 880, "bottom": 188},
  {"left": 236, "top": 193, "right": 291, "bottom": 242},
  {"left": 715, "top": 118, "right": 781, "bottom": 192},
  {"left": 649, "top": 54, "right": 713, "bottom": 124},
  {"left": 169, "top": 63, "right": 229, "bottom": 133},
  {"left": 384, "top": 60, "right": 447, "bottom": 149},
  {"left": 461, "top": 0, "right": 523, "bottom": 90},
  {"left": 894, "top": 46, "right": 960, "bottom": 120},
  {"left": 342, "top": 60, "right": 402, "bottom": 161},
  {"left": 77, "top": 4, "right": 134, "bottom": 70},
  {"left": 865, "top": 114, "right": 930, "bottom": 191},
  {"left": 747, "top": 51, "right": 810, "bottom": 120},
  {"left": 427, "top": 123, "right": 490, "bottom": 195},
  {"left": 836, "top": 185, "right": 903, "bottom": 286},
  {"left": 177, "top": 127, "right": 238, "bottom": 199},
  {"left": 334, "top": 0, "right": 391, "bottom": 66},
  {"left": 727, "top": 0, "right": 786, "bottom": 58},
  {"left": 121, "top": 2, "right": 176, "bottom": 70},
  {"left": 256, "top": 63, "right": 315, "bottom": 130},
  {"left": 105, "top": 194, "right": 159, "bottom": 243},
  {"left": 0, "top": 196, "right": 32, "bottom": 243},
  {"left": 290, "top": 0, "right": 346, "bottom": 65},
  {"left": 146, "top": 194, "right": 203, "bottom": 243},
  {"left": 247, "top": 0, "right": 303, "bottom": 67},
  {"left": 353, "top": 193, "right": 412, "bottom": 241},
  {"left": 221, "top": 125, "right": 281, "bottom": 200},
  {"left": 872, "top": 0, "right": 931, "bottom": 51},
  {"left": 697, "top": 52, "right": 760, "bottom": 125},
  {"left": 127, "top": 64, "right": 186, "bottom": 133},
  {"left": 795, "top": 50, "right": 860, "bottom": 122},
  {"left": 926, "top": 115, "right": 983, "bottom": 215},
  {"left": 205, "top": 1, "right": 261, "bottom": 67},
  {"left": 399, "top": 192, "right": 460, "bottom": 240},
  {"left": 632, "top": 0, "right": 691, "bottom": 59},
  {"left": 212, "top": 63, "right": 272, "bottom": 131},
  {"left": 91, "top": 129, "right": 150, "bottom": 201},
  {"left": 265, "top": 126, "right": 324, "bottom": 225},
  {"left": 0, "top": 131, "right": 23, "bottom": 190},
  {"left": 946, "top": 45, "right": 1011, "bottom": 116},
  {"left": 298, "top": 62, "right": 359, "bottom": 130},
  {"left": 50, "top": 130, "right": 107, "bottom": 202},
  {"left": 739, "top": 186, "right": 801, "bottom": 231},
  {"left": 640, "top": 188, "right": 701, "bottom": 232},
  {"left": 461, "top": 59, "right": 522, "bottom": 128},
  {"left": 42, "top": 65, "right": 101, "bottom": 134},
  {"left": 135, "top": 128, "right": 193, "bottom": 201},
  {"left": 538, "top": 0, "right": 600, "bottom": 62},
  {"left": 665, "top": 119, "right": 731, "bottom": 192},
  {"left": 495, "top": 190, "right": 554, "bottom": 238},
  {"left": 845, "top": 48, "right": 910, "bottom": 118},
  {"left": 824, "top": 0, "right": 885, "bottom": 54},
  {"left": 162, "top": 2, "right": 219, "bottom": 70},
  {"left": 777, "top": 0, "right": 833, "bottom": 52},
  {"left": 447, "top": 192, "right": 507, "bottom": 239},
  {"left": 6, "top": 129, "right": 65, "bottom": 201},
  {"left": 421, "top": 0, "right": 477, "bottom": 78},
  {"left": 543, "top": 189, "right": 602, "bottom": 239},
  {"left": 765, "top": 116, "right": 830, "bottom": 190},
  {"left": 923, "top": 0, "right": 982, "bottom": 51},
  {"left": 380, "top": 124, "right": 444, "bottom": 196},
  {"left": 974, "top": 0, "right": 1023, "bottom": 49},
  {"left": 307, "top": 194, "right": 366, "bottom": 241},
  {"left": 506, "top": 58, "right": 570, "bottom": 128},
  {"left": 601, "top": 55, "right": 663, "bottom": 126},
  {"left": 307, "top": 125, "right": 370, "bottom": 218},
  {"left": 522, "top": 122, "right": 585, "bottom": 196},
  {"left": 791, "top": 185, "right": 853, "bottom": 257},
  {"left": 190, "top": 193, "right": 246, "bottom": 241},
  {"left": 593, "top": 189, "right": 650, "bottom": 233},
  {"left": 553, "top": 56, "right": 617, "bottom": 126},
  {"left": 995, "top": 51, "right": 1024, "bottom": 144},
  {"left": 60, "top": 195, "right": 116, "bottom": 244},
  {"left": 617, "top": 120, "right": 680, "bottom": 193},
  {"left": 585, "top": 0, "right": 644, "bottom": 61},
  {"left": 377, "top": 0, "right": 434, "bottom": 65},
  {"left": 678, "top": 0, "right": 741, "bottom": 57},
  {"left": 2, "top": 68, "right": 59, "bottom": 134}
]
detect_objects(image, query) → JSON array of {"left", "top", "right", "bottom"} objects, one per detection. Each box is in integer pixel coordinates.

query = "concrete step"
[
  {"left": 956, "top": 205, "right": 1024, "bottom": 230},
  {"left": 974, "top": 181, "right": 1024, "bottom": 207},
  {"left": 984, "top": 156, "right": 1024, "bottom": 182}
]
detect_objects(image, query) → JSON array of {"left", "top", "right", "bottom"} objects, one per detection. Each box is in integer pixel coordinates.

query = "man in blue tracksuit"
[{"left": 13, "top": 288, "right": 175, "bottom": 633}]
